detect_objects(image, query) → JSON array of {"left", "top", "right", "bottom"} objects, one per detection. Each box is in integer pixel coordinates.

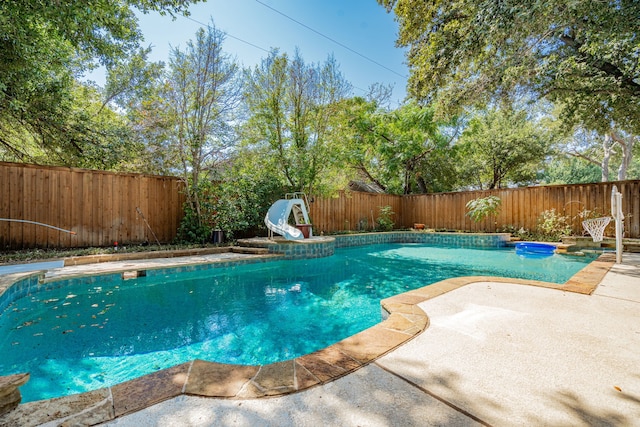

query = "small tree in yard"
[
  {"left": 466, "top": 196, "right": 501, "bottom": 223},
  {"left": 163, "top": 23, "right": 241, "bottom": 242},
  {"left": 377, "top": 206, "right": 395, "bottom": 231}
]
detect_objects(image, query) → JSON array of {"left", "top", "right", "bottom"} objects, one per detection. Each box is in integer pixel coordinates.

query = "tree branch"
[
  {"left": 566, "top": 151, "right": 602, "bottom": 168},
  {"left": 559, "top": 33, "right": 640, "bottom": 95},
  {"left": 354, "top": 164, "right": 387, "bottom": 192}
]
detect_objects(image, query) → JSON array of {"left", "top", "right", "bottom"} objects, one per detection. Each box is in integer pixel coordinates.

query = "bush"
[
  {"left": 500, "top": 225, "right": 532, "bottom": 240},
  {"left": 376, "top": 206, "right": 395, "bottom": 231},
  {"left": 536, "top": 209, "right": 572, "bottom": 241},
  {"left": 176, "top": 171, "right": 287, "bottom": 244},
  {"left": 176, "top": 206, "right": 212, "bottom": 244},
  {"left": 466, "top": 196, "right": 501, "bottom": 222}
]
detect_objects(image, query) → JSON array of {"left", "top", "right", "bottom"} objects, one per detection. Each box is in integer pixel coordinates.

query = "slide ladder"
[{"left": 264, "top": 195, "right": 312, "bottom": 240}]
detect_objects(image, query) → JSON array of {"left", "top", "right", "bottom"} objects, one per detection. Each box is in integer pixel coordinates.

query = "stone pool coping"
[{"left": 0, "top": 252, "right": 614, "bottom": 426}]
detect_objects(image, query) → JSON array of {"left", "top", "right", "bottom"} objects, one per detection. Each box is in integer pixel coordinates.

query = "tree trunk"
[
  {"left": 601, "top": 134, "right": 612, "bottom": 182},
  {"left": 611, "top": 130, "right": 634, "bottom": 181},
  {"left": 416, "top": 176, "right": 428, "bottom": 193}
]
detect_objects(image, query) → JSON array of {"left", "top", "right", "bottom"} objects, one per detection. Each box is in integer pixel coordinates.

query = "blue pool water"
[{"left": 0, "top": 244, "right": 594, "bottom": 402}]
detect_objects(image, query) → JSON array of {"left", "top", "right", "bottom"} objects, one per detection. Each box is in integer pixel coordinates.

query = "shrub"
[
  {"left": 176, "top": 206, "right": 212, "bottom": 244},
  {"left": 466, "top": 196, "right": 501, "bottom": 223},
  {"left": 376, "top": 206, "right": 395, "bottom": 231},
  {"left": 536, "top": 209, "right": 572, "bottom": 241},
  {"left": 500, "top": 225, "right": 532, "bottom": 240}
]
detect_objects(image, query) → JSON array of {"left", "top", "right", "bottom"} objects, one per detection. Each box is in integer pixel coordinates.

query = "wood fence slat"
[
  {"left": 103, "top": 173, "right": 114, "bottom": 246},
  {"left": 34, "top": 168, "right": 46, "bottom": 246},
  {"left": 0, "top": 166, "right": 10, "bottom": 248},
  {"left": 8, "top": 166, "right": 23, "bottom": 247},
  {"left": 4, "top": 161, "right": 640, "bottom": 249},
  {"left": 140, "top": 176, "right": 150, "bottom": 243},
  {"left": 0, "top": 162, "right": 185, "bottom": 249},
  {"left": 71, "top": 170, "right": 83, "bottom": 246},
  {"left": 632, "top": 182, "right": 640, "bottom": 237},
  {"left": 22, "top": 167, "right": 36, "bottom": 248},
  {"left": 59, "top": 168, "right": 72, "bottom": 248}
]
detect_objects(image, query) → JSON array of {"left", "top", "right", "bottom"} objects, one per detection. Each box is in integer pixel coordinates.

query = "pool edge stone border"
[
  {"left": 237, "top": 231, "right": 512, "bottom": 260},
  {"left": 0, "top": 245, "right": 614, "bottom": 426}
]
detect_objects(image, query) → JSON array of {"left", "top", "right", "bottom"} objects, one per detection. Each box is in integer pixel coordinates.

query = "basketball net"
[
  {"left": 580, "top": 186, "right": 623, "bottom": 263},
  {"left": 582, "top": 217, "right": 611, "bottom": 242}
]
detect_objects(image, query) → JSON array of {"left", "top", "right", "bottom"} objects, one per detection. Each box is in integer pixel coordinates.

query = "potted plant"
[{"left": 295, "top": 220, "right": 312, "bottom": 238}]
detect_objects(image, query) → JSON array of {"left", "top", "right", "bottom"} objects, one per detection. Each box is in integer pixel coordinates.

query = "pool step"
[{"left": 230, "top": 246, "right": 270, "bottom": 255}]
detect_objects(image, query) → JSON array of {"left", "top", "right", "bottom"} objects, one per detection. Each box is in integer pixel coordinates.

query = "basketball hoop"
[
  {"left": 582, "top": 217, "right": 612, "bottom": 242},
  {"left": 611, "top": 185, "right": 624, "bottom": 263}
]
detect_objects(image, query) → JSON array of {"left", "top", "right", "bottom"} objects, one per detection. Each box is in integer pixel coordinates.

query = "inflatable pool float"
[{"left": 515, "top": 242, "right": 556, "bottom": 257}]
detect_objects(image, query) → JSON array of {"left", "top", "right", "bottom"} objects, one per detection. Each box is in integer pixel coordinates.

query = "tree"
[
  {"left": 242, "top": 49, "right": 352, "bottom": 195},
  {"left": 378, "top": 0, "right": 640, "bottom": 134},
  {"left": 553, "top": 126, "right": 640, "bottom": 182},
  {"left": 160, "top": 24, "right": 241, "bottom": 232},
  {"left": 343, "top": 99, "right": 459, "bottom": 194},
  {"left": 107, "top": 50, "right": 173, "bottom": 174},
  {"left": 0, "top": 0, "right": 201, "bottom": 165},
  {"left": 541, "top": 156, "right": 602, "bottom": 185},
  {"left": 1, "top": 1, "right": 201, "bottom": 81},
  {"left": 0, "top": 79, "right": 137, "bottom": 170},
  {"left": 456, "top": 108, "right": 553, "bottom": 189}
]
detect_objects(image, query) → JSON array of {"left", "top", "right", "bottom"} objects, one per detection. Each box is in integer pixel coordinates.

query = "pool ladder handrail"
[{"left": 285, "top": 192, "right": 311, "bottom": 225}]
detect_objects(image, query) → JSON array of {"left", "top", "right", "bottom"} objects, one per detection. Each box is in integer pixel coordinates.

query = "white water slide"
[{"left": 264, "top": 198, "right": 311, "bottom": 240}]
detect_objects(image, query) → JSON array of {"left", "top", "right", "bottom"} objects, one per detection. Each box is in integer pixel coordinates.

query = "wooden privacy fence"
[
  {"left": 0, "top": 162, "right": 185, "bottom": 249},
  {"left": 309, "top": 191, "right": 404, "bottom": 234},
  {"left": 311, "top": 181, "right": 640, "bottom": 238},
  {"left": 3, "top": 161, "right": 640, "bottom": 249}
]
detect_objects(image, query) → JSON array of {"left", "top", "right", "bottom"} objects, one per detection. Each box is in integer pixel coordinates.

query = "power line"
[
  {"left": 181, "top": 15, "right": 271, "bottom": 54},
  {"left": 180, "top": 9, "right": 404, "bottom": 106},
  {"left": 253, "top": 0, "right": 407, "bottom": 79}
]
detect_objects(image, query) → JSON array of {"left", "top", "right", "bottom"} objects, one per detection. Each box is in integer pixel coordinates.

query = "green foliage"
[
  {"left": 541, "top": 156, "right": 602, "bottom": 185},
  {"left": 209, "top": 173, "right": 284, "bottom": 238},
  {"left": 176, "top": 205, "right": 212, "bottom": 244},
  {"left": 466, "top": 196, "right": 501, "bottom": 223},
  {"left": 242, "top": 49, "right": 351, "bottom": 196},
  {"left": 0, "top": 0, "right": 201, "bottom": 166},
  {"left": 342, "top": 99, "right": 460, "bottom": 194},
  {"left": 379, "top": 0, "right": 640, "bottom": 135},
  {"left": 457, "top": 108, "right": 553, "bottom": 189},
  {"left": 0, "top": 80, "right": 139, "bottom": 169},
  {"left": 500, "top": 225, "right": 533, "bottom": 241},
  {"left": 376, "top": 206, "right": 395, "bottom": 231},
  {"left": 137, "top": 22, "right": 241, "bottom": 229},
  {"left": 536, "top": 209, "right": 572, "bottom": 241},
  {"left": 176, "top": 157, "right": 288, "bottom": 243}
]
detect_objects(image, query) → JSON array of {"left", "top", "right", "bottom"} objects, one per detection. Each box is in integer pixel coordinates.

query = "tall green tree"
[
  {"left": 343, "top": 99, "right": 459, "bottom": 194},
  {"left": 161, "top": 24, "right": 241, "bottom": 227},
  {"left": 457, "top": 108, "right": 553, "bottom": 189},
  {"left": 541, "top": 156, "right": 603, "bottom": 185},
  {"left": 378, "top": 0, "right": 640, "bottom": 134},
  {"left": 0, "top": 0, "right": 200, "bottom": 165},
  {"left": 242, "top": 49, "right": 352, "bottom": 195},
  {"left": 554, "top": 127, "right": 640, "bottom": 182},
  {"left": 0, "top": 79, "right": 136, "bottom": 170}
]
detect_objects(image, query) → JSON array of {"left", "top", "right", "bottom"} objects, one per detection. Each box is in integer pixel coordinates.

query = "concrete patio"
[{"left": 94, "top": 254, "right": 640, "bottom": 426}]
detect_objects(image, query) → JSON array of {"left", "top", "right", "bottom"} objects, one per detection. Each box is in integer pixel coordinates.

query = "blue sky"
[{"left": 131, "top": 0, "right": 408, "bottom": 106}]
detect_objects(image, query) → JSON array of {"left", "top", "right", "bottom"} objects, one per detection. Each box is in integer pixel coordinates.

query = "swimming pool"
[{"left": 0, "top": 243, "right": 595, "bottom": 402}]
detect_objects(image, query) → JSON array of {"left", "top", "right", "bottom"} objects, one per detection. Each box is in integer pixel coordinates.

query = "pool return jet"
[{"left": 264, "top": 192, "right": 312, "bottom": 240}]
